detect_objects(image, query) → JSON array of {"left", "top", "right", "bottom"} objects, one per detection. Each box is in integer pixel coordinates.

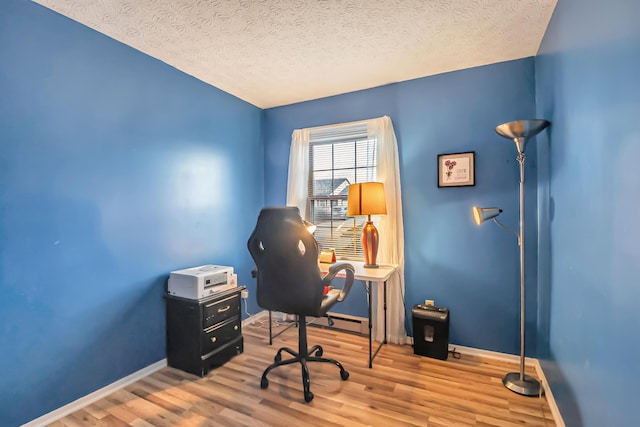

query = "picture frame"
[{"left": 437, "top": 151, "right": 475, "bottom": 187}]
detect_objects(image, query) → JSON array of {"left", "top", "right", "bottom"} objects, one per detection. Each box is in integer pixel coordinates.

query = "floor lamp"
[{"left": 473, "top": 119, "right": 549, "bottom": 396}]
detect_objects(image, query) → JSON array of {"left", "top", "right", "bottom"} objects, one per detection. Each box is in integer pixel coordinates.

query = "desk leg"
[
  {"left": 267, "top": 311, "right": 296, "bottom": 345},
  {"left": 367, "top": 280, "right": 373, "bottom": 368},
  {"left": 269, "top": 310, "right": 273, "bottom": 345},
  {"left": 369, "top": 280, "right": 389, "bottom": 367},
  {"left": 383, "top": 280, "right": 388, "bottom": 344}
]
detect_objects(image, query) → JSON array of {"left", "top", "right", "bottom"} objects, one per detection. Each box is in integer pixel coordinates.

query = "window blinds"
[{"left": 307, "top": 123, "right": 377, "bottom": 258}]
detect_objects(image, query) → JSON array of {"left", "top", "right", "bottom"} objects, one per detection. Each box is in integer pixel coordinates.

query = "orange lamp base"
[{"left": 362, "top": 219, "right": 379, "bottom": 268}]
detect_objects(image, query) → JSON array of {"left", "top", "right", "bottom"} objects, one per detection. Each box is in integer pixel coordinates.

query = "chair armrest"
[{"left": 322, "top": 262, "right": 355, "bottom": 302}]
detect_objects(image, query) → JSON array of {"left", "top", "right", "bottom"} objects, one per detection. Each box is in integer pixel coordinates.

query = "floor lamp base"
[{"left": 502, "top": 372, "right": 541, "bottom": 396}]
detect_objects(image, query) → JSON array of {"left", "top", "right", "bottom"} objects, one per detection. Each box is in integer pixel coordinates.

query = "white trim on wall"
[
  {"left": 449, "top": 343, "right": 565, "bottom": 427},
  {"left": 21, "top": 359, "right": 167, "bottom": 427},
  {"left": 532, "top": 359, "right": 566, "bottom": 427}
]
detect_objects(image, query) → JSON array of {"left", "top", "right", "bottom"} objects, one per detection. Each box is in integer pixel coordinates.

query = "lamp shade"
[
  {"left": 495, "top": 119, "right": 550, "bottom": 155},
  {"left": 347, "top": 182, "right": 387, "bottom": 216},
  {"left": 472, "top": 206, "right": 503, "bottom": 225}
]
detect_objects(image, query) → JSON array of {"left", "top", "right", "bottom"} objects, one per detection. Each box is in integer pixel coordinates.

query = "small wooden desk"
[{"left": 320, "top": 261, "right": 399, "bottom": 368}]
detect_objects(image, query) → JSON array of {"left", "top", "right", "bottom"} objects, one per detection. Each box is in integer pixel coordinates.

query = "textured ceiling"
[{"left": 33, "top": 0, "right": 557, "bottom": 108}]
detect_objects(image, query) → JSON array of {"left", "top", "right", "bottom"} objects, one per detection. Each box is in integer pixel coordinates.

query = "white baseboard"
[
  {"left": 447, "top": 344, "right": 564, "bottom": 427},
  {"left": 25, "top": 310, "right": 271, "bottom": 426},
  {"left": 531, "top": 359, "right": 566, "bottom": 427},
  {"left": 447, "top": 343, "right": 538, "bottom": 365},
  {"left": 242, "top": 309, "right": 270, "bottom": 327},
  {"left": 21, "top": 359, "right": 167, "bottom": 427}
]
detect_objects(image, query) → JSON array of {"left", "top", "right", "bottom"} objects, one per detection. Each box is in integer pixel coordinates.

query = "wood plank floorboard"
[{"left": 48, "top": 321, "right": 556, "bottom": 426}]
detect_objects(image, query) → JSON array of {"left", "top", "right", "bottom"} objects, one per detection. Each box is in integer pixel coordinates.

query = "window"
[
  {"left": 306, "top": 124, "right": 377, "bottom": 259},
  {"left": 288, "top": 116, "right": 405, "bottom": 343}
]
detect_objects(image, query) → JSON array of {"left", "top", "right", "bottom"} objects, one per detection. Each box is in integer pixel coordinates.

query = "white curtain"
[
  {"left": 368, "top": 116, "right": 405, "bottom": 344},
  {"left": 286, "top": 116, "right": 407, "bottom": 344},
  {"left": 286, "top": 128, "right": 310, "bottom": 218}
]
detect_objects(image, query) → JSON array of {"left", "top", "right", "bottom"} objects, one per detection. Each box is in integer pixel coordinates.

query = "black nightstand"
[{"left": 165, "top": 287, "right": 245, "bottom": 376}]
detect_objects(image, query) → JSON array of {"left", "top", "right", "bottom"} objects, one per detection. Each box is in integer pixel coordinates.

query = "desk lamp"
[
  {"left": 347, "top": 182, "right": 387, "bottom": 268},
  {"left": 472, "top": 119, "right": 549, "bottom": 397}
]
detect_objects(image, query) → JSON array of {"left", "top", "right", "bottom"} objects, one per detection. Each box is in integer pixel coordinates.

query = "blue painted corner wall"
[
  {"left": 0, "top": 1, "right": 263, "bottom": 425},
  {"left": 535, "top": 0, "right": 640, "bottom": 425},
  {"left": 264, "top": 58, "right": 539, "bottom": 355}
]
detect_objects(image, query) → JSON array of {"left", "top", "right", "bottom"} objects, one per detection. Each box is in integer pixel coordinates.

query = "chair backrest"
[{"left": 247, "top": 207, "right": 325, "bottom": 316}]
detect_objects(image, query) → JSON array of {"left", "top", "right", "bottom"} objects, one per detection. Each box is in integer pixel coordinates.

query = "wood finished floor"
[{"left": 48, "top": 319, "right": 556, "bottom": 426}]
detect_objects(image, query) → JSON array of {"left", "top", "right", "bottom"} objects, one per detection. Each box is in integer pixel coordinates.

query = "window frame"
[{"left": 306, "top": 133, "right": 378, "bottom": 260}]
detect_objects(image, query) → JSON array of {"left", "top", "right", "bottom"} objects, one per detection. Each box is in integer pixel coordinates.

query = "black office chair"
[{"left": 247, "top": 206, "right": 355, "bottom": 402}]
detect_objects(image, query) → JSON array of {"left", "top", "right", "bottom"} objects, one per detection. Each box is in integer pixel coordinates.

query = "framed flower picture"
[{"left": 437, "top": 152, "right": 475, "bottom": 187}]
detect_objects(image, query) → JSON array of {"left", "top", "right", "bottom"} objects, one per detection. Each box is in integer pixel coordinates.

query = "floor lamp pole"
[
  {"left": 518, "top": 151, "right": 527, "bottom": 382},
  {"left": 496, "top": 119, "right": 549, "bottom": 397}
]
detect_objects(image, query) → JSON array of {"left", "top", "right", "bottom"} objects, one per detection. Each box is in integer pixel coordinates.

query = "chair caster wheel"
[
  {"left": 260, "top": 377, "right": 269, "bottom": 389},
  {"left": 340, "top": 370, "right": 349, "bottom": 381},
  {"left": 304, "top": 391, "right": 314, "bottom": 402},
  {"left": 315, "top": 348, "right": 323, "bottom": 357}
]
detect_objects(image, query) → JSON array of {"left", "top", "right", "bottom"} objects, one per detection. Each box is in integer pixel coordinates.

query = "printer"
[{"left": 168, "top": 265, "right": 236, "bottom": 300}]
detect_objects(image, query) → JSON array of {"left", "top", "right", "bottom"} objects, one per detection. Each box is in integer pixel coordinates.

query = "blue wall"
[
  {"left": 0, "top": 2, "right": 263, "bottom": 426},
  {"left": 535, "top": 0, "right": 640, "bottom": 425},
  {"left": 264, "top": 59, "right": 541, "bottom": 355},
  {"left": 9, "top": 0, "right": 638, "bottom": 424}
]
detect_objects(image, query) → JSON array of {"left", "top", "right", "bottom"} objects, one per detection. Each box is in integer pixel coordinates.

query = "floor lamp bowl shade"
[
  {"left": 347, "top": 182, "right": 387, "bottom": 268},
  {"left": 495, "top": 119, "right": 550, "bottom": 154}
]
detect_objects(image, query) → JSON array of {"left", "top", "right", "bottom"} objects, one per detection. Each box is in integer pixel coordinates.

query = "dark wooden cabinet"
[{"left": 165, "top": 287, "right": 244, "bottom": 377}]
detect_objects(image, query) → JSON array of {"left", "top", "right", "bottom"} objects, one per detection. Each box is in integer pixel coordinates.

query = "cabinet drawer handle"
[
  {"left": 217, "top": 305, "right": 231, "bottom": 313},
  {"left": 210, "top": 336, "right": 217, "bottom": 343},
  {"left": 205, "top": 295, "right": 235, "bottom": 308}
]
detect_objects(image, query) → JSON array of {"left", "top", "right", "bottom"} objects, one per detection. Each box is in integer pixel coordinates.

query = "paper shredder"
[{"left": 412, "top": 304, "right": 449, "bottom": 360}]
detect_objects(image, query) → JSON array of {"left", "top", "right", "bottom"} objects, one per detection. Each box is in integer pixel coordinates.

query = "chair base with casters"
[{"left": 260, "top": 314, "right": 349, "bottom": 402}]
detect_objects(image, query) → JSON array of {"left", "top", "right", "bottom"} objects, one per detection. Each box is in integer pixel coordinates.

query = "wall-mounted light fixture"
[{"left": 472, "top": 206, "right": 503, "bottom": 226}]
